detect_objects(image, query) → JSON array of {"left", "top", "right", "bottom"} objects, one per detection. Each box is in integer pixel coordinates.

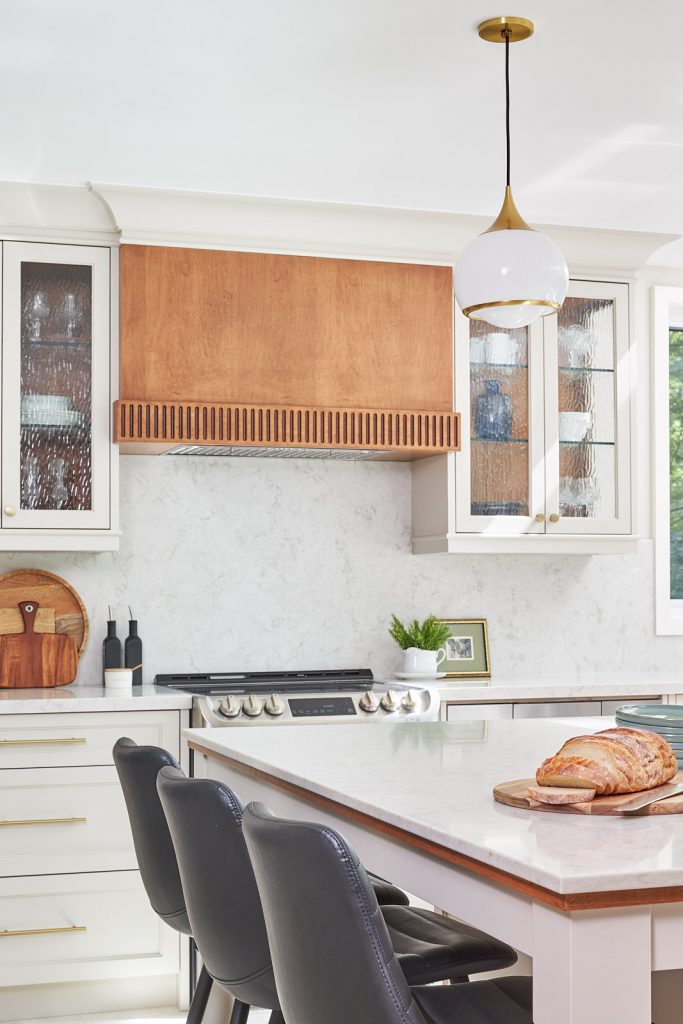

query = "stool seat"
[
  {"left": 413, "top": 976, "right": 532, "bottom": 1023},
  {"left": 367, "top": 874, "right": 410, "bottom": 906},
  {"left": 382, "top": 905, "right": 517, "bottom": 984}
]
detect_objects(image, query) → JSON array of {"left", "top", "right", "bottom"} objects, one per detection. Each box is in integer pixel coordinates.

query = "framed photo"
[{"left": 436, "top": 618, "right": 491, "bottom": 679}]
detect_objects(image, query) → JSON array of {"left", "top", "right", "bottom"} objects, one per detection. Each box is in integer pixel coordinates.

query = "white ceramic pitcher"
[{"left": 402, "top": 646, "right": 446, "bottom": 675}]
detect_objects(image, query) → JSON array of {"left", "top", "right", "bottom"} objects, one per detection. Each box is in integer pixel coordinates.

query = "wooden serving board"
[
  {"left": 0, "top": 601, "right": 78, "bottom": 687},
  {"left": 0, "top": 569, "right": 88, "bottom": 687},
  {"left": 494, "top": 772, "right": 683, "bottom": 815}
]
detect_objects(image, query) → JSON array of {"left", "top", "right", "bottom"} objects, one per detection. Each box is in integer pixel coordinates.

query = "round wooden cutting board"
[
  {"left": 0, "top": 568, "right": 88, "bottom": 655},
  {"left": 494, "top": 772, "right": 683, "bottom": 815}
]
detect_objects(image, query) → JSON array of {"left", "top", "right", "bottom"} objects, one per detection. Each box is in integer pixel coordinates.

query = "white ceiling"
[{"left": 2, "top": 0, "right": 683, "bottom": 262}]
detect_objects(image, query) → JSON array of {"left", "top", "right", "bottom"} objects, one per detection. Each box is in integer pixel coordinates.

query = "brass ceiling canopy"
[{"left": 477, "top": 16, "right": 534, "bottom": 43}]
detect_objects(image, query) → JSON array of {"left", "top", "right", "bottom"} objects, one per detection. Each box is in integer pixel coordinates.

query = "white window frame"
[{"left": 653, "top": 286, "right": 683, "bottom": 633}]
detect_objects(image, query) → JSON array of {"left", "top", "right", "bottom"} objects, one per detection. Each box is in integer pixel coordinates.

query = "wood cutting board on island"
[
  {"left": 494, "top": 773, "right": 683, "bottom": 815},
  {"left": 0, "top": 568, "right": 88, "bottom": 687}
]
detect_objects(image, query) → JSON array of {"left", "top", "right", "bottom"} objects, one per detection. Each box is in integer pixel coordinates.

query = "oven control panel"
[
  {"left": 289, "top": 697, "right": 357, "bottom": 718},
  {"left": 193, "top": 683, "right": 438, "bottom": 727}
]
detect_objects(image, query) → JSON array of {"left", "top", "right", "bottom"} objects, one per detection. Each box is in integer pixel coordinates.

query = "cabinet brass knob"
[
  {"left": 3, "top": 506, "right": 16, "bottom": 517},
  {"left": 549, "top": 513, "right": 560, "bottom": 523},
  {"left": 535, "top": 513, "right": 545, "bottom": 523}
]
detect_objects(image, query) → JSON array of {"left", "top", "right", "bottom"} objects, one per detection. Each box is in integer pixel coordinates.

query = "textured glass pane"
[
  {"left": 559, "top": 445, "right": 615, "bottom": 518},
  {"left": 557, "top": 296, "right": 616, "bottom": 520},
  {"left": 20, "top": 263, "right": 92, "bottom": 511},
  {"left": 470, "top": 321, "right": 529, "bottom": 516},
  {"left": 670, "top": 329, "right": 683, "bottom": 598},
  {"left": 558, "top": 296, "right": 614, "bottom": 370}
]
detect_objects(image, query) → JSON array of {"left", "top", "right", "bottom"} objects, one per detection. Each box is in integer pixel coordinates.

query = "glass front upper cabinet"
[
  {"left": 1, "top": 242, "right": 111, "bottom": 531},
  {"left": 544, "top": 280, "right": 631, "bottom": 535},
  {"left": 452, "top": 278, "right": 631, "bottom": 539}
]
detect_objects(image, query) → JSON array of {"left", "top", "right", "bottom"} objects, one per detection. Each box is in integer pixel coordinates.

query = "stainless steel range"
[{"left": 154, "top": 668, "right": 439, "bottom": 727}]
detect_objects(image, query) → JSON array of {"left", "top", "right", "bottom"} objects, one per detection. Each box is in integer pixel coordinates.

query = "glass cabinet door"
[
  {"left": 455, "top": 311, "right": 546, "bottom": 533},
  {"left": 1, "top": 242, "right": 110, "bottom": 530},
  {"left": 544, "top": 279, "right": 630, "bottom": 534}
]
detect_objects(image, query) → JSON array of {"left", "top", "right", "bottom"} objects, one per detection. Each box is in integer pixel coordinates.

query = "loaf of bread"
[{"left": 536, "top": 727, "right": 677, "bottom": 796}]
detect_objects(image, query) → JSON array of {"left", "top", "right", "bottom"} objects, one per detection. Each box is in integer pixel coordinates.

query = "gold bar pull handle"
[
  {"left": 0, "top": 817, "right": 87, "bottom": 828},
  {"left": 0, "top": 925, "right": 87, "bottom": 938},
  {"left": 0, "top": 737, "right": 86, "bottom": 747}
]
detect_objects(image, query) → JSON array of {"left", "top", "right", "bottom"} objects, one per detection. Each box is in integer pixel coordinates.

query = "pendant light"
[{"left": 454, "top": 16, "right": 568, "bottom": 329}]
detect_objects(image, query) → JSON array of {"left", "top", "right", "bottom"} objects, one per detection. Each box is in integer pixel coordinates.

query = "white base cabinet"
[{"left": 0, "top": 710, "right": 181, "bottom": 1019}]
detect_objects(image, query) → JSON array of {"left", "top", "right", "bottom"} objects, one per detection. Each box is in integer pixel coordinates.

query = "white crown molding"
[
  {"left": 0, "top": 180, "right": 673, "bottom": 271},
  {"left": 90, "top": 183, "right": 677, "bottom": 272},
  {"left": 0, "top": 181, "right": 118, "bottom": 244}
]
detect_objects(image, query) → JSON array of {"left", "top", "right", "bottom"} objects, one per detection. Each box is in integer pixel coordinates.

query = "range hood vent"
[
  {"left": 167, "top": 444, "right": 381, "bottom": 460},
  {"left": 114, "top": 401, "right": 460, "bottom": 462}
]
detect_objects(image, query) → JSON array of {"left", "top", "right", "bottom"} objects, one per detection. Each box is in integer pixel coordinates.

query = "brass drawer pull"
[
  {"left": 549, "top": 512, "right": 560, "bottom": 523},
  {"left": 0, "top": 816, "right": 86, "bottom": 828},
  {"left": 0, "top": 737, "right": 86, "bottom": 747},
  {"left": 0, "top": 925, "right": 87, "bottom": 938}
]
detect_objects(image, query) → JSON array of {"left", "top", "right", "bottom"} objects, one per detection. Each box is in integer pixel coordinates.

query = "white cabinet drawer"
[
  {"left": 513, "top": 701, "right": 602, "bottom": 719},
  {"left": 0, "top": 710, "right": 179, "bottom": 769},
  {"left": 0, "top": 871, "right": 179, "bottom": 987},
  {"left": 446, "top": 703, "right": 513, "bottom": 722},
  {"left": 0, "top": 766, "right": 136, "bottom": 876}
]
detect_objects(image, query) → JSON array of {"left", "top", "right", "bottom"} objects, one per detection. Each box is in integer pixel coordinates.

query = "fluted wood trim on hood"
[{"left": 114, "top": 400, "right": 460, "bottom": 461}]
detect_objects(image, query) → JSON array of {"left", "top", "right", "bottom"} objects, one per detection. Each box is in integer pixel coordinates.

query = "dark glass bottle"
[
  {"left": 103, "top": 608, "right": 122, "bottom": 683},
  {"left": 474, "top": 379, "right": 512, "bottom": 440},
  {"left": 125, "top": 611, "right": 143, "bottom": 687}
]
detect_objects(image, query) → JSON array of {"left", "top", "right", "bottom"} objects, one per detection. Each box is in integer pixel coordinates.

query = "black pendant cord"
[{"left": 504, "top": 29, "right": 511, "bottom": 188}]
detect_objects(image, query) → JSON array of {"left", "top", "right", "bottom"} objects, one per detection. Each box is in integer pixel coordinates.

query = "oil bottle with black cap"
[{"left": 125, "top": 607, "right": 143, "bottom": 687}]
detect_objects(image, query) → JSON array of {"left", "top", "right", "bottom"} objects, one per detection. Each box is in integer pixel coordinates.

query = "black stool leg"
[
  {"left": 229, "top": 1000, "right": 250, "bottom": 1024},
  {"left": 186, "top": 965, "right": 213, "bottom": 1024},
  {"left": 268, "top": 1012, "right": 285, "bottom": 1024}
]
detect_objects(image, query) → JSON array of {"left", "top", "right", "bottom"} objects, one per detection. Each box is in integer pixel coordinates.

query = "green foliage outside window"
[{"left": 670, "top": 330, "right": 683, "bottom": 597}]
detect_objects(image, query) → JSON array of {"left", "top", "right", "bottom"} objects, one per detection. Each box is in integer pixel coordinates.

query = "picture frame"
[{"left": 436, "top": 618, "right": 491, "bottom": 679}]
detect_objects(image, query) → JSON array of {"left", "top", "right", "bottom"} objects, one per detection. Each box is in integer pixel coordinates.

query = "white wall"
[{"left": 0, "top": 454, "right": 679, "bottom": 684}]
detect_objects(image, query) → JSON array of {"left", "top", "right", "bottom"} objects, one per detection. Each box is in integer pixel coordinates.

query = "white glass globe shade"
[{"left": 454, "top": 229, "right": 569, "bottom": 329}]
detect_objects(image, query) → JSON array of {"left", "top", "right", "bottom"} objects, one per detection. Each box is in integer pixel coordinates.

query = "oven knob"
[
  {"left": 380, "top": 690, "right": 399, "bottom": 712},
  {"left": 242, "top": 694, "right": 264, "bottom": 717},
  {"left": 359, "top": 691, "right": 380, "bottom": 713},
  {"left": 218, "top": 696, "right": 241, "bottom": 718},
  {"left": 401, "top": 690, "right": 418, "bottom": 712},
  {"left": 265, "top": 693, "right": 285, "bottom": 716}
]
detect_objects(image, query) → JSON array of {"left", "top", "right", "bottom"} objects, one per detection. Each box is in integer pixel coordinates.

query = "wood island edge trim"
[{"left": 189, "top": 740, "right": 683, "bottom": 914}]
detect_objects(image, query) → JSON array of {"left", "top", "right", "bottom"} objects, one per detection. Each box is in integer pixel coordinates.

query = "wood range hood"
[{"left": 114, "top": 245, "right": 460, "bottom": 461}]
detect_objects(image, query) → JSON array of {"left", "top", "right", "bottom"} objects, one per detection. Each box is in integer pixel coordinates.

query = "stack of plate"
[{"left": 615, "top": 704, "right": 683, "bottom": 767}]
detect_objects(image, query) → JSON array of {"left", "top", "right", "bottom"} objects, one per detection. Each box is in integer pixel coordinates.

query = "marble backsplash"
[{"left": 0, "top": 455, "right": 678, "bottom": 684}]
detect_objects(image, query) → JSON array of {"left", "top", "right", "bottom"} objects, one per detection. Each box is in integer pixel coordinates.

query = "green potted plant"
[{"left": 389, "top": 614, "right": 450, "bottom": 677}]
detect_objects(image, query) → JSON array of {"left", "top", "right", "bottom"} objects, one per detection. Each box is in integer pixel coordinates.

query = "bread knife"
[{"left": 618, "top": 783, "right": 683, "bottom": 815}]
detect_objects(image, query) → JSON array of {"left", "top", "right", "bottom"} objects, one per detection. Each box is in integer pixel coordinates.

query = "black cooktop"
[{"left": 154, "top": 668, "right": 374, "bottom": 696}]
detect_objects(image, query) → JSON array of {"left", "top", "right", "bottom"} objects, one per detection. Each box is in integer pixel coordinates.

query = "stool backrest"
[
  {"left": 112, "top": 737, "right": 190, "bottom": 934},
  {"left": 243, "top": 802, "right": 427, "bottom": 1024},
  {"left": 157, "top": 767, "right": 278, "bottom": 1010}
]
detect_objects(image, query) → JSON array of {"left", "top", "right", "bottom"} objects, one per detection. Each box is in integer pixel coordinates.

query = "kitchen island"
[{"left": 188, "top": 717, "right": 683, "bottom": 1024}]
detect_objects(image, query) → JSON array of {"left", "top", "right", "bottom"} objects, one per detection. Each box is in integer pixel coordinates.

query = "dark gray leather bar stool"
[
  {"left": 243, "top": 802, "right": 534, "bottom": 1024},
  {"left": 157, "top": 768, "right": 517, "bottom": 1003},
  {"left": 112, "top": 738, "right": 213, "bottom": 1024}
]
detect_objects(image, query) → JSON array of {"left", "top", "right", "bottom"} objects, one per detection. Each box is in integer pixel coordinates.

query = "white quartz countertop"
[
  {"left": 427, "top": 671, "right": 683, "bottom": 703},
  {"left": 0, "top": 683, "right": 193, "bottom": 713},
  {"left": 187, "top": 716, "right": 683, "bottom": 896}
]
